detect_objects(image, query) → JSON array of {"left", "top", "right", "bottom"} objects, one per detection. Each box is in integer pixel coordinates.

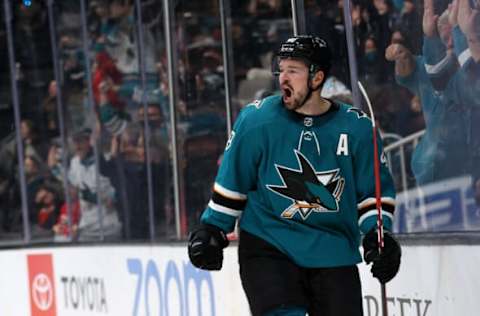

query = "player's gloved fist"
[
  {"left": 188, "top": 224, "right": 229, "bottom": 271},
  {"left": 363, "top": 229, "right": 401, "bottom": 284}
]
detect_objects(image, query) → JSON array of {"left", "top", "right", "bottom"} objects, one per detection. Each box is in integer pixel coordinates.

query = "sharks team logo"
[{"left": 267, "top": 150, "right": 345, "bottom": 220}]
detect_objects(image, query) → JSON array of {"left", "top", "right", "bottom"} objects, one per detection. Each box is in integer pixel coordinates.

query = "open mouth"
[{"left": 283, "top": 87, "right": 292, "bottom": 99}]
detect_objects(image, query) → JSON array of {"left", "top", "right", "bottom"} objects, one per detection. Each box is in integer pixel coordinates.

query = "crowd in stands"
[
  {"left": 0, "top": 0, "right": 229, "bottom": 241},
  {"left": 0, "top": 0, "right": 478, "bottom": 241},
  {"left": 301, "top": 0, "right": 478, "bottom": 194},
  {"left": 386, "top": 0, "right": 479, "bottom": 187}
]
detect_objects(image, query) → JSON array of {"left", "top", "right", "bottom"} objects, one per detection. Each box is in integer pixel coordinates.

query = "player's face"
[{"left": 278, "top": 59, "right": 310, "bottom": 111}]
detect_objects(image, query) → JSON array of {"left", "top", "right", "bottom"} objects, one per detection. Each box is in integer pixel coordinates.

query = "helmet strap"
[
  {"left": 298, "top": 76, "right": 314, "bottom": 108},
  {"left": 300, "top": 64, "right": 327, "bottom": 107}
]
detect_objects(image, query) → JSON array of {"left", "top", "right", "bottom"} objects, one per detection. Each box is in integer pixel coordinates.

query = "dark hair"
[{"left": 72, "top": 127, "right": 92, "bottom": 141}]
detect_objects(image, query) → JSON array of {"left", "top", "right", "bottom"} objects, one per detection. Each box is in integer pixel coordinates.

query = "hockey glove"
[
  {"left": 80, "top": 185, "right": 98, "bottom": 204},
  {"left": 363, "top": 229, "right": 401, "bottom": 284},
  {"left": 188, "top": 224, "right": 229, "bottom": 271}
]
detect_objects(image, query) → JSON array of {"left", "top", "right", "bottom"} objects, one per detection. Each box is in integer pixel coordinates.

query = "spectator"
[
  {"left": 195, "top": 49, "right": 225, "bottom": 103},
  {"left": 305, "top": 0, "right": 337, "bottom": 52},
  {"left": 371, "top": 0, "right": 397, "bottom": 81},
  {"left": 359, "top": 36, "right": 384, "bottom": 85},
  {"left": 53, "top": 187, "right": 81, "bottom": 242},
  {"left": 68, "top": 128, "right": 121, "bottom": 241},
  {"left": 93, "top": 52, "right": 124, "bottom": 110},
  {"left": 395, "top": 0, "right": 422, "bottom": 53},
  {"left": 133, "top": 93, "right": 171, "bottom": 235},
  {"left": 93, "top": 50, "right": 131, "bottom": 136},
  {"left": 24, "top": 153, "right": 63, "bottom": 237},
  {"left": 59, "top": 35, "right": 85, "bottom": 90},
  {"left": 21, "top": 119, "right": 49, "bottom": 162},
  {"left": 46, "top": 139, "right": 65, "bottom": 184},
  {"left": 385, "top": 0, "right": 479, "bottom": 185},
  {"left": 41, "top": 81, "right": 60, "bottom": 139},
  {"left": 229, "top": 21, "right": 262, "bottom": 82},
  {"left": 14, "top": 0, "right": 53, "bottom": 121},
  {"left": 100, "top": 120, "right": 170, "bottom": 239},
  {"left": 99, "top": 127, "right": 143, "bottom": 239},
  {"left": 34, "top": 183, "right": 63, "bottom": 235},
  {"left": 99, "top": 0, "right": 158, "bottom": 101},
  {"left": 246, "top": 0, "right": 287, "bottom": 19}
]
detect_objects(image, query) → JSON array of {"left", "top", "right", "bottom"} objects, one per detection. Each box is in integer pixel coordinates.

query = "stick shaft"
[
  {"left": 372, "top": 127, "right": 385, "bottom": 249},
  {"left": 374, "top": 128, "right": 388, "bottom": 316},
  {"left": 359, "top": 81, "right": 388, "bottom": 316},
  {"left": 381, "top": 283, "right": 388, "bottom": 315}
]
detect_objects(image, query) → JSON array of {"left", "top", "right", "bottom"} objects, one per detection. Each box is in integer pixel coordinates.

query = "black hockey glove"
[
  {"left": 188, "top": 224, "right": 229, "bottom": 271},
  {"left": 80, "top": 184, "right": 98, "bottom": 204},
  {"left": 363, "top": 229, "right": 401, "bottom": 284}
]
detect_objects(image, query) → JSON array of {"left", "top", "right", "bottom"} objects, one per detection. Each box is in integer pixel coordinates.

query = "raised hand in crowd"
[
  {"left": 458, "top": 0, "right": 480, "bottom": 41},
  {"left": 423, "top": 0, "right": 439, "bottom": 37},
  {"left": 459, "top": 0, "right": 480, "bottom": 61},
  {"left": 385, "top": 43, "right": 415, "bottom": 76},
  {"left": 385, "top": 43, "right": 410, "bottom": 61},
  {"left": 110, "top": 135, "right": 120, "bottom": 158},
  {"left": 448, "top": 0, "right": 459, "bottom": 27},
  {"left": 47, "top": 145, "right": 60, "bottom": 169},
  {"left": 459, "top": 0, "right": 479, "bottom": 35},
  {"left": 352, "top": 4, "right": 362, "bottom": 26}
]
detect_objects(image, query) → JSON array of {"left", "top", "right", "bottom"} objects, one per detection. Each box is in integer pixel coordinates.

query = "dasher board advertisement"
[
  {"left": 0, "top": 245, "right": 249, "bottom": 316},
  {"left": 0, "top": 244, "right": 478, "bottom": 315}
]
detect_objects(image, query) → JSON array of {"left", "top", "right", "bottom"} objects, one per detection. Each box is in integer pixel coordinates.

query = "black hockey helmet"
[{"left": 276, "top": 35, "right": 332, "bottom": 77}]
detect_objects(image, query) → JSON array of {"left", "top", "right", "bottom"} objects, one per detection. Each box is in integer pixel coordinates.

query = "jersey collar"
[{"left": 284, "top": 99, "right": 339, "bottom": 127}]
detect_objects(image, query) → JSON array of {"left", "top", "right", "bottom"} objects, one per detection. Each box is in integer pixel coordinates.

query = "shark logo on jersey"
[
  {"left": 347, "top": 107, "right": 370, "bottom": 120},
  {"left": 267, "top": 150, "right": 345, "bottom": 220}
]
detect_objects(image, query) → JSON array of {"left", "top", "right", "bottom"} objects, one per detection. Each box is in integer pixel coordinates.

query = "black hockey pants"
[{"left": 238, "top": 230, "right": 363, "bottom": 316}]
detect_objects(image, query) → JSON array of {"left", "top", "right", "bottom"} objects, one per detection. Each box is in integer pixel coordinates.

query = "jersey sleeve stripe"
[
  {"left": 358, "top": 197, "right": 395, "bottom": 221},
  {"left": 358, "top": 203, "right": 394, "bottom": 218},
  {"left": 458, "top": 48, "right": 471, "bottom": 67},
  {"left": 358, "top": 209, "right": 394, "bottom": 227},
  {"left": 214, "top": 182, "right": 247, "bottom": 200},
  {"left": 212, "top": 191, "right": 247, "bottom": 211},
  {"left": 425, "top": 55, "right": 451, "bottom": 75},
  {"left": 357, "top": 197, "right": 395, "bottom": 210},
  {"left": 208, "top": 200, "right": 242, "bottom": 217}
]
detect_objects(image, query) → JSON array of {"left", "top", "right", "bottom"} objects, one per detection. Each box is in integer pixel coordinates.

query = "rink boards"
[{"left": 0, "top": 243, "right": 478, "bottom": 316}]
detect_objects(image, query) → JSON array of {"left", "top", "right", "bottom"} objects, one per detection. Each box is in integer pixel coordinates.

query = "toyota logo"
[{"left": 31, "top": 273, "right": 53, "bottom": 311}]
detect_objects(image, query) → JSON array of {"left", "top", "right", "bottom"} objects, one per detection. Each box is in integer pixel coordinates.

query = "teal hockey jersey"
[{"left": 201, "top": 95, "right": 396, "bottom": 268}]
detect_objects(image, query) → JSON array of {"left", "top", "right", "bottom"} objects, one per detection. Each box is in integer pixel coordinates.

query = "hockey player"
[{"left": 188, "top": 35, "right": 401, "bottom": 316}]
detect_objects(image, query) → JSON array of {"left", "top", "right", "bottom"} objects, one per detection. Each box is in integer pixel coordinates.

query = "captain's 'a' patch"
[{"left": 267, "top": 150, "right": 345, "bottom": 220}]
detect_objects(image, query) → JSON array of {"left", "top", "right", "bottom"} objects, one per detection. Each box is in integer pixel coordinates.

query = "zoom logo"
[{"left": 127, "top": 258, "right": 215, "bottom": 316}]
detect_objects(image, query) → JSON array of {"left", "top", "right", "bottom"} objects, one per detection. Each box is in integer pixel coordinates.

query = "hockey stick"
[{"left": 358, "top": 81, "right": 388, "bottom": 316}]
